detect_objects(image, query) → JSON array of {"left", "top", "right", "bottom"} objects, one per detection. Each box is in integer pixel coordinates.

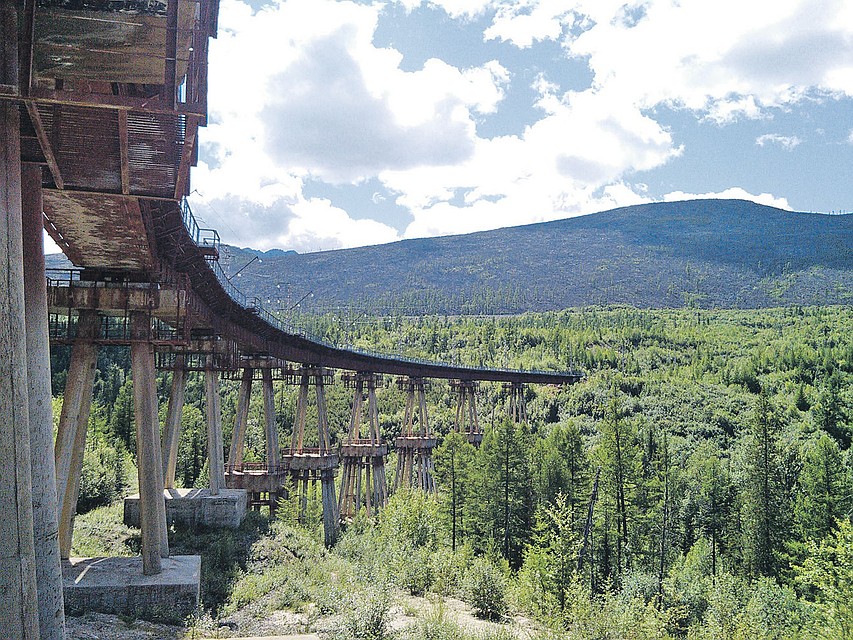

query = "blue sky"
[{"left": 183, "top": 0, "right": 853, "bottom": 253}]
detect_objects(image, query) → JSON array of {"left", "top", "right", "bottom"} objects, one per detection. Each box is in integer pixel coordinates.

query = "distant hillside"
[{"left": 49, "top": 199, "right": 853, "bottom": 313}]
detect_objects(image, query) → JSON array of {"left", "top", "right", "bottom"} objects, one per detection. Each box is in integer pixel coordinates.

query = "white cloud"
[
  {"left": 381, "top": 77, "right": 681, "bottom": 238},
  {"left": 484, "top": 1, "right": 575, "bottom": 48},
  {"left": 848, "top": 130, "right": 853, "bottom": 144},
  {"left": 189, "top": 187, "right": 400, "bottom": 253},
  {"left": 198, "top": 0, "right": 511, "bottom": 248},
  {"left": 664, "top": 188, "right": 792, "bottom": 211},
  {"left": 211, "top": 0, "right": 507, "bottom": 185},
  {"left": 194, "top": 0, "right": 846, "bottom": 250},
  {"left": 421, "top": 0, "right": 494, "bottom": 19},
  {"left": 756, "top": 133, "right": 803, "bottom": 150},
  {"left": 43, "top": 231, "right": 62, "bottom": 254},
  {"left": 560, "top": 0, "right": 853, "bottom": 121}
]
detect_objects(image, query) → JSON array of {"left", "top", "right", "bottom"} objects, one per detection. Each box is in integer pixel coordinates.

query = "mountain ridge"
[
  {"left": 222, "top": 199, "right": 852, "bottom": 313},
  {"left": 48, "top": 199, "right": 852, "bottom": 312}
]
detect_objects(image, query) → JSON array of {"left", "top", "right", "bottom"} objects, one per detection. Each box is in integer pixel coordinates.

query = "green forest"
[{"left": 60, "top": 306, "right": 853, "bottom": 639}]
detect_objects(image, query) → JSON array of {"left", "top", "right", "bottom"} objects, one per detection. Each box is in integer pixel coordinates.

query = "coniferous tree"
[
  {"left": 741, "top": 389, "right": 783, "bottom": 577},
  {"left": 814, "top": 370, "right": 850, "bottom": 449},
  {"left": 597, "top": 380, "right": 637, "bottom": 578},
  {"left": 531, "top": 421, "right": 590, "bottom": 518},
  {"left": 796, "top": 433, "right": 851, "bottom": 542},
  {"left": 470, "top": 417, "right": 533, "bottom": 568},
  {"left": 434, "top": 431, "right": 476, "bottom": 551},
  {"left": 110, "top": 376, "right": 135, "bottom": 454},
  {"left": 687, "top": 442, "right": 733, "bottom": 579}
]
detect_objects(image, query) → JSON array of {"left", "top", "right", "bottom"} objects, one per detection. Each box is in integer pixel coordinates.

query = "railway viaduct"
[{"left": 0, "top": 0, "right": 580, "bottom": 636}]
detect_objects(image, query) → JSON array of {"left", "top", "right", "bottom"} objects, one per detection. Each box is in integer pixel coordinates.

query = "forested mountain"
[
  {"left": 46, "top": 198, "right": 851, "bottom": 312},
  {"left": 215, "top": 199, "right": 853, "bottom": 313}
]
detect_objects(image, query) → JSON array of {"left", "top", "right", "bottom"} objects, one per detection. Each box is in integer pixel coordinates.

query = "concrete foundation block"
[
  {"left": 124, "top": 488, "right": 247, "bottom": 530},
  {"left": 62, "top": 555, "right": 201, "bottom": 623}
]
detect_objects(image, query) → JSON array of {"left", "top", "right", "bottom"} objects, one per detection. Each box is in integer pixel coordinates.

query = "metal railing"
[
  {"left": 179, "top": 202, "right": 580, "bottom": 379},
  {"left": 181, "top": 199, "right": 220, "bottom": 254}
]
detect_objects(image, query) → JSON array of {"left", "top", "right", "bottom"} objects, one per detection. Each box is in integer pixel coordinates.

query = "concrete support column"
[
  {"left": 22, "top": 163, "right": 66, "bottom": 638},
  {"left": 161, "top": 361, "right": 186, "bottom": 489},
  {"left": 227, "top": 367, "right": 252, "bottom": 470},
  {"left": 205, "top": 362, "right": 225, "bottom": 495},
  {"left": 262, "top": 368, "right": 280, "bottom": 469},
  {"left": 0, "top": 18, "right": 41, "bottom": 630},
  {"left": 55, "top": 310, "right": 99, "bottom": 558},
  {"left": 130, "top": 311, "right": 169, "bottom": 575}
]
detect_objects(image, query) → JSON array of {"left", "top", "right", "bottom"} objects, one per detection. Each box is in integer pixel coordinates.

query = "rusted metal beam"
[
  {"left": 118, "top": 109, "right": 130, "bottom": 195},
  {"left": 28, "top": 91, "right": 207, "bottom": 117},
  {"left": 174, "top": 115, "right": 198, "bottom": 199},
  {"left": 25, "top": 102, "right": 64, "bottom": 189}
]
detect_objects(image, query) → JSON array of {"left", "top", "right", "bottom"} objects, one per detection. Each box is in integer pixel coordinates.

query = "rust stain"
[
  {"left": 43, "top": 190, "right": 155, "bottom": 271},
  {"left": 33, "top": 3, "right": 196, "bottom": 84}
]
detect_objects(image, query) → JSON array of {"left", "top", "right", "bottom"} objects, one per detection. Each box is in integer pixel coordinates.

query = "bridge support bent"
[
  {"left": 283, "top": 367, "right": 339, "bottom": 546},
  {"left": 452, "top": 380, "right": 482, "bottom": 447},
  {"left": 262, "top": 368, "right": 281, "bottom": 472},
  {"left": 227, "top": 367, "right": 253, "bottom": 473},
  {"left": 339, "top": 373, "right": 388, "bottom": 520},
  {"left": 205, "top": 359, "right": 226, "bottom": 495},
  {"left": 394, "top": 377, "right": 436, "bottom": 494},
  {"left": 506, "top": 382, "right": 527, "bottom": 424}
]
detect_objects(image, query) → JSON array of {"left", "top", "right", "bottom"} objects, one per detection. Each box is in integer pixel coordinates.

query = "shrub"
[
  {"left": 77, "top": 440, "right": 129, "bottom": 512},
  {"left": 462, "top": 557, "right": 507, "bottom": 620},
  {"left": 379, "top": 489, "right": 441, "bottom": 549},
  {"left": 338, "top": 588, "right": 390, "bottom": 640},
  {"left": 410, "top": 602, "right": 465, "bottom": 640},
  {"left": 395, "top": 545, "right": 435, "bottom": 596},
  {"left": 431, "top": 545, "right": 474, "bottom": 597}
]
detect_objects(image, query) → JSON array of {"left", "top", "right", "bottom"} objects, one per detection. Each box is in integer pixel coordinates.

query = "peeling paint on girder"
[{"left": 43, "top": 190, "right": 155, "bottom": 271}]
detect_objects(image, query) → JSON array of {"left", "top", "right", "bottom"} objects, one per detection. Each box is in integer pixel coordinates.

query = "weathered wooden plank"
[{"left": 118, "top": 109, "right": 130, "bottom": 195}]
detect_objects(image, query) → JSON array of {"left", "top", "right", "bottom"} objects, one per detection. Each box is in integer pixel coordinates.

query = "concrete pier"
[
  {"left": 228, "top": 367, "right": 253, "bottom": 469},
  {"left": 162, "top": 363, "right": 187, "bottom": 489},
  {"left": 124, "top": 488, "right": 247, "bottom": 530},
  {"left": 22, "top": 163, "right": 66, "bottom": 639},
  {"left": 0, "top": 17, "right": 41, "bottom": 631},
  {"left": 54, "top": 310, "right": 99, "bottom": 558},
  {"left": 205, "top": 362, "right": 226, "bottom": 494},
  {"left": 130, "top": 311, "right": 169, "bottom": 574},
  {"left": 63, "top": 555, "right": 201, "bottom": 623}
]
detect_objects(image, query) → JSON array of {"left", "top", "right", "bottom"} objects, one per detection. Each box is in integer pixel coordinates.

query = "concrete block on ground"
[
  {"left": 124, "top": 488, "right": 247, "bottom": 530},
  {"left": 62, "top": 555, "right": 200, "bottom": 623}
]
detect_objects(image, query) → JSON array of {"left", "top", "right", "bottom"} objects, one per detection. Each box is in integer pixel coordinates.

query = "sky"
[{"left": 178, "top": 0, "right": 853, "bottom": 254}]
